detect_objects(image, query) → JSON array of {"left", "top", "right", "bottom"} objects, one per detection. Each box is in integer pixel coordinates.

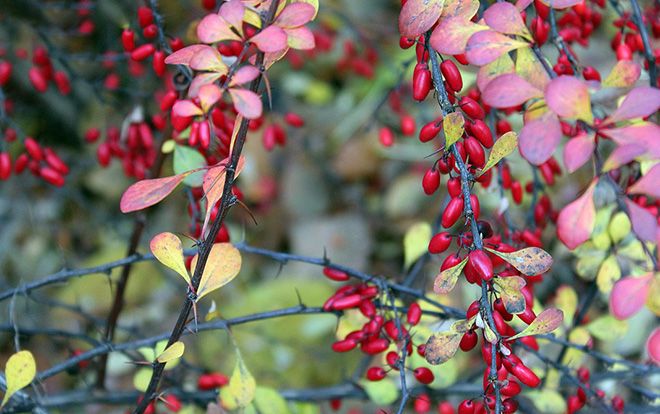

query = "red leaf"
[
  {"left": 229, "top": 65, "right": 260, "bottom": 87},
  {"left": 164, "top": 45, "right": 211, "bottom": 65},
  {"left": 399, "top": 0, "right": 444, "bottom": 38},
  {"left": 606, "top": 86, "right": 660, "bottom": 124},
  {"left": 609, "top": 274, "right": 652, "bottom": 320},
  {"left": 228, "top": 88, "right": 263, "bottom": 119},
  {"left": 120, "top": 174, "right": 187, "bottom": 213},
  {"left": 545, "top": 75, "right": 592, "bottom": 123},
  {"left": 429, "top": 17, "right": 487, "bottom": 56},
  {"left": 518, "top": 111, "right": 561, "bottom": 165},
  {"left": 466, "top": 30, "right": 528, "bottom": 66},
  {"left": 285, "top": 26, "right": 315, "bottom": 50},
  {"left": 275, "top": 2, "right": 315, "bottom": 28},
  {"left": 197, "top": 14, "right": 240, "bottom": 43},
  {"left": 647, "top": 327, "right": 660, "bottom": 365},
  {"left": 481, "top": 73, "right": 542, "bottom": 108},
  {"left": 563, "top": 131, "right": 595, "bottom": 173},
  {"left": 625, "top": 199, "right": 658, "bottom": 242},
  {"left": 250, "top": 25, "right": 288, "bottom": 53},
  {"left": 628, "top": 164, "right": 660, "bottom": 198},
  {"left": 557, "top": 180, "right": 596, "bottom": 250},
  {"left": 483, "top": 2, "right": 530, "bottom": 37}
]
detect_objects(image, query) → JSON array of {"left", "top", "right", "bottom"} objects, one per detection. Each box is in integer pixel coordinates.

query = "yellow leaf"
[
  {"left": 608, "top": 212, "right": 631, "bottom": 244},
  {"left": 444, "top": 112, "right": 465, "bottom": 149},
  {"left": 596, "top": 255, "right": 621, "bottom": 294},
  {"left": 494, "top": 276, "right": 526, "bottom": 314},
  {"left": 191, "top": 243, "right": 242, "bottom": 301},
  {"left": 515, "top": 46, "right": 550, "bottom": 91},
  {"left": 1, "top": 351, "right": 36, "bottom": 408},
  {"left": 526, "top": 389, "right": 567, "bottom": 413},
  {"left": 485, "top": 246, "right": 553, "bottom": 276},
  {"left": 508, "top": 308, "right": 563, "bottom": 341},
  {"left": 425, "top": 330, "right": 462, "bottom": 365},
  {"left": 220, "top": 351, "right": 256, "bottom": 409},
  {"left": 156, "top": 341, "right": 185, "bottom": 363},
  {"left": 133, "top": 368, "right": 152, "bottom": 392},
  {"left": 561, "top": 327, "right": 591, "bottom": 367},
  {"left": 403, "top": 222, "right": 432, "bottom": 269},
  {"left": 602, "top": 60, "right": 641, "bottom": 88},
  {"left": 433, "top": 257, "right": 468, "bottom": 294},
  {"left": 150, "top": 232, "right": 191, "bottom": 286},
  {"left": 554, "top": 286, "right": 577, "bottom": 326},
  {"left": 647, "top": 275, "right": 660, "bottom": 316},
  {"left": 478, "top": 131, "right": 518, "bottom": 176}
]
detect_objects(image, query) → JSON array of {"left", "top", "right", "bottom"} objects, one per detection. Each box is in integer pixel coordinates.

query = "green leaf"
[
  {"left": 174, "top": 144, "right": 206, "bottom": 187},
  {"left": 596, "top": 254, "right": 621, "bottom": 294},
  {"left": 508, "top": 308, "right": 563, "bottom": 340},
  {"left": 156, "top": 341, "right": 185, "bottom": 363},
  {"left": 220, "top": 350, "right": 256, "bottom": 409},
  {"left": 403, "top": 222, "right": 432, "bottom": 269},
  {"left": 587, "top": 316, "right": 628, "bottom": 341},
  {"left": 433, "top": 257, "right": 468, "bottom": 294},
  {"left": 133, "top": 368, "right": 152, "bottom": 392},
  {"left": 485, "top": 247, "right": 553, "bottom": 276},
  {"left": 253, "top": 387, "right": 290, "bottom": 414},
  {"left": 359, "top": 378, "right": 399, "bottom": 405},
  {"left": 1, "top": 351, "right": 36, "bottom": 408},
  {"left": 478, "top": 131, "right": 517, "bottom": 175}
]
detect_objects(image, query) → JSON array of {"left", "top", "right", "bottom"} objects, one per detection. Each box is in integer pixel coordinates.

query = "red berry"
[
  {"left": 137, "top": 6, "right": 154, "bottom": 28},
  {"left": 413, "top": 63, "right": 432, "bottom": 101},
  {"left": 414, "top": 394, "right": 432, "bottom": 413},
  {"left": 512, "top": 363, "right": 541, "bottom": 388},
  {"left": 130, "top": 44, "right": 156, "bottom": 62},
  {"left": 331, "top": 338, "right": 358, "bottom": 353},
  {"left": 464, "top": 136, "right": 485, "bottom": 168},
  {"left": 44, "top": 149, "right": 69, "bottom": 175},
  {"left": 583, "top": 66, "right": 601, "bottom": 81},
  {"left": 459, "top": 330, "right": 478, "bottom": 352},
  {"left": 0, "top": 152, "right": 11, "bottom": 180},
  {"left": 458, "top": 399, "right": 475, "bottom": 414},
  {"left": 447, "top": 177, "right": 461, "bottom": 197},
  {"left": 197, "top": 373, "right": 228, "bottom": 390},
  {"left": 28, "top": 67, "right": 48, "bottom": 92},
  {"left": 163, "top": 394, "right": 182, "bottom": 412},
  {"left": 611, "top": 395, "right": 624, "bottom": 413},
  {"left": 422, "top": 167, "right": 440, "bottom": 195},
  {"left": 152, "top": 50, "right": 166, "bottom": 76},
  {"left": 400, "top": 114, "right": 416, "bottom": 136},
  {"left": 284, "top": 112, "right": 305, "bottom": 127},
  {"left": 511, "top": 181, "right": 523, "bottom": 204},
  {"left": 122, "top": 28, "right": 136, "bottom": 52},
  {"left": 576, "top": 366, "right": 590, "bottom": 383},
  {"left": 459, "top": 96, "right": 484, "bottom": 119},
  {"left": 428, "top": 232, "right": 452, "bottom": 254},
  {"left": 322, "top": 267, "right": 350, "bottom": 282},
  {"left": 379, "top": 127, "right": 394, "bottom": 147},
  {"left": 360, "top": 338, "right": 389, "bottom": 355},
  {"left": 366, "top": 366, "right": 386, "bottom": 381},
  {"left": 0, "top": 61, "right": 12, "bottom": 86},
  {"left": 24, "top": 137, "right": 43, "bottom": 160},
  {"left": 407, "top": 302, "right": 422, "bottom": 325},
  {"left": 468, "top": 249, "right": 493, "bottom": 281},
  {"left": 616, "top": 43, "right": 632, "bottom": 61},
  {"left": 53, "top": 71, "right": 71, "bottom": 95},
  {"left": 419, "top": 119, "right": 442, "bottom": 142},
  {"left": 441, "top": 197, "right": 464, "bottom": 228},
  {"left": 441, "top": 60, "right": 463, "bottom": 92},
  {"left": 40, "top": 167, "right": 65, "bottom": 186},
  {"left": 413, "top": 367, "right": 434, "bottom": 384},
  {"left": 470, "top": 120, "right": 493, "bottom": 148},
  {"left": 331, "top": 294, "right": 362, "bottom": 310}
]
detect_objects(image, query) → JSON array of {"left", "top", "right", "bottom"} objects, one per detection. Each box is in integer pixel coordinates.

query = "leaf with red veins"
[
  {"left": 628, "top": 164, "right": 660, "bottom": 198},
  {"left": 441, "top": 0, "right": 479, "bottom": 19},
  {"left": 563, "top": 131, "right": 595, "bottom": 173},
  {"left": 545, "top": 75, "right": 593, "bottom": 123},
  {"left": 556, "top": 180, "right": 597, "bottom": 250},
  {"left": 609, "top": 274, "right": 653, "bottom": 320},
  {"left": 518, "top": 111, "right": 562, "bottom": 165},
  {"left": 121, "top": 174, "right": 190, "bottom": 213},
  {"left": 602, "top": 143, "right": 646, "bottom": 172},
  {"left": 188, "top": 73, "right": 223, "bottom": 98},
  {"left": 189, "top": 47, "right": 228, "bottom": 73},
  {"left": 229, "top": 66, "right": 260, "bottom": 87},
  {"left": 606, "top": 86, "right": 660, "bottom": 124},
  {"left": 483, "top": 2, "right": 531, "bottom": 38},
  {"left": 465, "top": 30, "right": 529, "bottom": 66},
  {"left": 197, "top": 14, "right": 240, "bottom": 44},
  {"left": 164, "top": 45, "right": 211, "bottom": 66},
  {"left": 229, "top": 88, "right": 263, "bottom": 119},
  {"left": 481, "top": 73, "right": 542, "bottom": 108},
  {"left": 172, "top": 100, "right": 203, "bottom": 118},
  {"left": 198, "top": 84, "right": 223, "bottom": 113},
  {"left": 399, "top": 0, "right": 445, "bottom": 38},
  {"left": 603, "top": 123, "right": 660, "bottom": 158},
  {"left": 602, "top": 60, "right": 641, "bottom": 88},
  {"left": 430, "top": 17, "right": 488, "bottom": 56},
  {"left": 285, "top": 26, "right": 315, "bottom": 50},
  {"left": 275, "top": 2, "right": 315, "bottom": 28},
  {"left": 218, "top": 0, "right": 245, "bottom": 34},
  {"left": 625, "top": 199, "right": 658, "bottom": 242},
  {"left": 538, "top": 0, "right": 583, "bottom": 8},
  {"left": 250, "top": 25, "right": 288, "bottom": 53}
]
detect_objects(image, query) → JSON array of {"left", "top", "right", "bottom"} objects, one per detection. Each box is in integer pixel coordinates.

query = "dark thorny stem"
[
  {"left": 131, "top": 2, "right": 281, "bottom": 412},
  {"left": 629, "top": 0, "right": 658, "bottom": 87}
]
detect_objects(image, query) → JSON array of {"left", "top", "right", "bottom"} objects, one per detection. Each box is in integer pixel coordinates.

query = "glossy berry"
[
  {"left": 458, "top": 399, "right": 475, "bottom": 414},
  {"left": 422, "top": 168, "right": 440, "bottom": 195},
  {"left": 197, "top": 372, "right": 229, "bottom": 390},
  {"left": 379, "top": 127, "right": 394, "bottom": 147},
  {"left": 400, "top": 114, "right": 416, "bottom": 136},
  {"left": 323, "top": 267, "right": 349, "bottom": 281},
  {"left": 459, "top": 330, "right": 478, "bottom": 352},
  {"left": 428, "top": 232, "right": 452, "bottom": 254},
  {"left": 441, "top": 60, "right": 463, "bottom": 92},
  {"left": 407, "top": 302, "right": 422, "bottom": 325},
  {"left": 366, "top": 366, "right": 386, "bottom": 381},
  {"left": 413, "top": 367, "right": 434, "bottom": 384},
  {"left": 468, "top": 249, "right": 493, "bottom": 281},
  {"left": 331, "top": 338, "right": 358, "bottom": 353},
  {"left": 413, "top": 63, "right": 432, "bottom": 101},
  {"left": 441, "top": 197, "right": 463, "bottom": 228}
]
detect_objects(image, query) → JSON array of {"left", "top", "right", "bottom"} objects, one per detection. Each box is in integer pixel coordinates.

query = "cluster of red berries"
[
  {"left": 566, "top": 366, "right": 625, "bottom": 413},
  {"left": 0, "top": 136, "right": 70, "bottom": 186},
  {"left": 92, "top": 122, "right": 158, "bottom": 180}
]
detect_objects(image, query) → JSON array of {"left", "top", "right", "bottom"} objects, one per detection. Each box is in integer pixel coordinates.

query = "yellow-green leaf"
[
  {"left": 444, "top": 112, "right": 465, "bottom": 149},
  {"left": 433, "top": 257, "right": 468, "bottom": 294},
  {"left": 586, "top": 316, "right": 628, "bottom": 341},
  {"left": 156, "top": 341, "right": 185, "bottom": 363},
  {"left": 403, "top": 222, "right": 432, "bottom": 269},
  {"left": 220, "top": 351, "right": 256, "bottom": 409},
  {"left": 1, "top": 351, "right": 36, "bottom": 408},
  {"left": 561, "top": 327, "right": 590, "bottom": 367},
  {"left": 191, "top": 243, "right": 242, "bottom": 301},
  {"left": 253, "top": 387, "right": 290, "bottom": 414},
  {"left": 526, "top": 389, "right": 567, "bottom": 413},
  {"left": 150, "top": 232, "right": 191, "bottom": 286},
  {"left": 486, "top": 246, "right": 553, "bottom": 276},
  {"left": 608, "top": 212, "right": 631, "bottom": 244},
  {"left": 596, "top": 255, "right": 621, "bottom": 294},
  {"left": 602, "top": 60, "right": 641, "bottom": 88},
  {"left": 508, "top": 308, "right": 563, "bottom": 341},
  {"left": 647, "top": 275, "right": 660, "bottom": 316},
  {"left": 478, "top": 131, "right": 517, "bottom": 176},
  {"left": 133, "top": 368, "right": 152, "bottom": 392},
  {"left": 554, "top": 286, "right": 577, "bottom": 326},
  {"left": 359, "top": 378, "right": 399, "bottom": 405},
  {"left": 494, "top": 276, "right": 527, "bottom": 314}
]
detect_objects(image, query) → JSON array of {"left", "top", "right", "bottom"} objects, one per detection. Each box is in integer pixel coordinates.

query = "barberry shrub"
[{"left": 0, "top": 0, "right": 658, "bottom": 414}]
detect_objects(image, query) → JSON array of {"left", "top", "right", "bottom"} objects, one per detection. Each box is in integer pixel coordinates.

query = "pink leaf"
[
  {"left": 628, "top": 164, "right": 660, "bottom": 198},
  {"left": 188, "top": 73, "right": 222, "bottom": 97},
  {"left": 229, "top": 65, "right": 260, "bottom": 87},
  {"left": 285, "top": 26, "right": 315, "bottom": 50},
  {"left": 539, "top": 0, "right": 583, "bottom": 8},
  {"left": 515, "top": 0, "right": 534, "bottom": 10},
  {"left": 602, "top": 143, "right": 646, "bottom": 172},
  {"left": 466, "top": 30, "right": 528, "bottom": 66},
  {"left": 218, "top": 0, "right": 245, "bottom": 33},
  {"left": 481, "top": 73, "right": 542, "bottom": 108},
  {"left": 164, "top": 45, "right": 210, "bottom": 65},
  {"left": 198, "top": 84, "right": 223, "bottom": 113},
  {"left": 563, "top": 132, "right": 595, "bottom": 173},
  {"left": 607, "top": 86, "right": 660, "bottom": 124},
  {"left": 275, "top": 2, "right": 315, "bottom": 28},
  {"left": 557, "top": 180, "right": 597, "bottom": 250},
  {"left": 229, "top": 88, "right": 262, "bottom": 119},
  {"left": 399, "top": 0, "right": 444, "bottom": 38},
  {"left": 120, "top": 174, "right": 187, "bottom": 213},
  {"left": 189, "top": 47, "right": 228, "bottom": 73},
  {"left": 250, "top": 25, "right": 288, "bottom": 53},
  {"left": 441, "top": 0, "right": 479, "bottom": 19},
  {"left": 429, "top": 17, "right": 488, "bottom": 56},
  {"left": 202, "top": 157, "right": 246, "bottom": 234},
  {"left": 483, "top": 2, "right": 530, "bottom": 37},
  {"left": 172, "top": 100, "right": 203, "bottom": 117},
  {"left": 602, "top": 60, "right": 641, "bottom": 88},
  {"left": 625, "top": 199, "right": 658, "bottom": 242},
  {"left": 476, "top": 54, "right": 515, "bottom": 92},
  {"left": 545, "top": 75, "right": 592, "bottom": 123},
  {"left": 604, "top": 123, "right": 660, "bottom": 158},
  {"left": 647, "top": 328, "right": 660, "bottom": 365},
  {"left": 609, "top": 274, "right": 653, "bottom": 320},
  {"left": 197, "top": 14, "right": 240, "bottom": 44},
  {"left": 519, "top": 112, "right": 562, "bottom": 165}
]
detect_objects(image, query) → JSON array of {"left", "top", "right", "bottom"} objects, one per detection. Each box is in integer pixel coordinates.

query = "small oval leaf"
[
  {"left": 150, "top": 232, "right": 191, "bottom": 286},
  {"left": 1, "top": 351, "right": 36, "bottom": 408},
  {"left": 156, "top": 341, "right": 185, "bottom": 363},
  {"left": 485, "top": 247, "right": 553, "bottom": 276},
  {"left": 508, "top": 308, "right": 564, "bottom": 340},
  {"left": 433, "top": 257, "right": 469, "bottom": 294}
]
